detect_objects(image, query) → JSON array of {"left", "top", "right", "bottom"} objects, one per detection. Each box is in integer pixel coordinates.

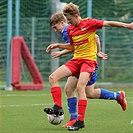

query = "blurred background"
[{"left": 0, "top": 0, "right": 133, "bottom": 90}]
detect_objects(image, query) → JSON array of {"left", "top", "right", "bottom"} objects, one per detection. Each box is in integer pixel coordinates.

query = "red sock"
[
  {"left": 78, "top": 99, "right": 87, "bottom": 121},
  {"left": 51, "top": 86, "right": 62, "bottom": 108}
]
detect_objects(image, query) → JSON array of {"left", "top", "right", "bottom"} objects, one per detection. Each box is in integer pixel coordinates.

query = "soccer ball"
[{"left": 47, "top": 114, "right": 64, "bottom": 125}]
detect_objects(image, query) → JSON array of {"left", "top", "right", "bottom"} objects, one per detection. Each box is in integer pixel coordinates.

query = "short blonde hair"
[
  {"left": 50, "top": 13, "right": 67, "bottom": 25},
  {"left": 63, "top": 2, "right": 80, "bottom": 16}
]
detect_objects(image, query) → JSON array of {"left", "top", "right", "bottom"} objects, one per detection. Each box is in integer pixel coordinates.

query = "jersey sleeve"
[
  {"left": 67, "top": 28, "right": 73, "bottom": 45},
  {"left": 88, "top": 18, "right": 104, "bottom": 30},
  {"left": 62, "top": 31, "right": 70, "bottom": 43}
]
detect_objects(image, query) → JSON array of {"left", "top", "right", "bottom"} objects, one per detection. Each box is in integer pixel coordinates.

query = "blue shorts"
[{"left": 76, "top": 65, "right": 98, "bottom": 86}]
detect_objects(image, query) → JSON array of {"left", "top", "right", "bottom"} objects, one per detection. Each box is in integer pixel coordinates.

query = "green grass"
[{"left": 0, "top": 88, "right": 132, "bottom": 133}]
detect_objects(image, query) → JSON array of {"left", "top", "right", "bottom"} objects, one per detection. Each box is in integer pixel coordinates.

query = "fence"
[{"left": 0, "top": 0, "right": 133, "bottom": 89}]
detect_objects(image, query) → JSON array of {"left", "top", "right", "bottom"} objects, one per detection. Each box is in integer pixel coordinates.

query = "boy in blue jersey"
[{"left": 44, "top": 12, "right": 126, "bottom": 128}]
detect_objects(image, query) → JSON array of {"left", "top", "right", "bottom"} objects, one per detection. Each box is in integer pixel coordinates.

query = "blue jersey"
[{"left": 62, "top": 25, "right": 70, "bottom": 43}]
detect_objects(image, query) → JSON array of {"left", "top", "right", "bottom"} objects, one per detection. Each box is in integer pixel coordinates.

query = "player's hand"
[
  {"left": 97, "top": 52, "right": 108, "bottom": 60},
  {"left": 51, "top": 51, "right": 61, "bottom": 58},
  {"left": 46, "top": 44, "right": 58, "bottom": 52},
  {"left": 130, "top": 22, "right": 133, "bottom": 30}
]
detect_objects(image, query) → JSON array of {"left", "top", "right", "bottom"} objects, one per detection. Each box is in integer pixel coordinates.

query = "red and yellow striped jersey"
[{"left": 67, "top": 18, "right": 104, "bottom": 61}]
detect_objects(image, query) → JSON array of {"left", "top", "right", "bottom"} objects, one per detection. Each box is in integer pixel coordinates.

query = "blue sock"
[
  {"left": 67, "top": 97, "right": 77, "bottom": 120},
  {"left": 100, "top": 88, "right": 120, "bottom": 100}
]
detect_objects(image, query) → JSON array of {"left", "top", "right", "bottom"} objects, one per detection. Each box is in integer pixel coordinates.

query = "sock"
[
  {"left": 78, "top": 100, "right": 87, "bottom": 121},
  {"left": 100, "top": 88, "right": 120, "bottom": 100},
  {"left": 51, "top": 86, "right": 62, "bottom": 108},
  {"left": 67, "top": 97, "right": 77, "bottom": 120}
]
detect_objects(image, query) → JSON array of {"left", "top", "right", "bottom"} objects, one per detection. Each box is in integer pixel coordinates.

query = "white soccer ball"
[{"left": 47, "top": 114, "right": 64, "bottom": 125}]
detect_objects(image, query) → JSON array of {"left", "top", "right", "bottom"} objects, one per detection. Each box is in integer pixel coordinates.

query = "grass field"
[{"left": 0, "top": 88, "right": 132, "bottom": 133}]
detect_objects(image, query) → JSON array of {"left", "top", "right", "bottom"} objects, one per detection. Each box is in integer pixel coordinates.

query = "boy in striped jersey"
[
  {"left": 44, "top": 5, "right": 132, "bottom": 130},
  {"left": 47, "top": 13, "right": 108, "bottom": 128}
]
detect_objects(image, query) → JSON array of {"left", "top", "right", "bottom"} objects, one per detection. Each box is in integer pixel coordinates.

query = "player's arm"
[
  {"left": 95, "top": 34, "right": 100, "bottom": 54},
  {"left": 95, "top": 34, "right": 108, "bottom": 60},
  {"left": 51, "top": 49, "right": 73, "bottom": 58},
  {"left": 103, "top": 21, "right": 133, "bottom": 30},
  {"left": 46, "top": 43, "right": 74, "bottom": 52}
]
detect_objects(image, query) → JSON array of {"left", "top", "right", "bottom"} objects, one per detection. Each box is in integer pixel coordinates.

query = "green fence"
[{"left": 0, "top": 0, "right": 133, "bottom": 89}]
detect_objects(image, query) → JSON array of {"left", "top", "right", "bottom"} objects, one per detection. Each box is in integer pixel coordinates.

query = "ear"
[
  {"left": 60, "top": 21, "right": 64, "bottom": 25},
  {"left": 60, "top": 21, "right": 67, "bottom": 27},
  {"left": 75, "top": 14, "right": 79, "bottom": 18}
]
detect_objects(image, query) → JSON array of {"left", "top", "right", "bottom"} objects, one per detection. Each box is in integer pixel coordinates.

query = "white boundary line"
[
  {"left": 0, "top": 94, "right": 132, "bottom": 108},
  {"left": 0, "top": 94, "right": 46, "bottom": 97},
  {"left": 0, "top": 101, "right": 132, "bottom": 108},
  {"left": 0, "top": 103, "right": 51, "bottom": 108},
  {"left": 0, "top": 94, "right": 132, "bottom": 99},
  {"left": 0, "top": 103, "right": 67, "bottom": 108}
]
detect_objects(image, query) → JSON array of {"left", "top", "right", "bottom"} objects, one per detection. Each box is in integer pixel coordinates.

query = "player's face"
[
  {"left": 52, "top": 22, "right": 64, "bottom": 33},
  {"left": 65, "top": 14, "right": 80, "bottom": 26}
]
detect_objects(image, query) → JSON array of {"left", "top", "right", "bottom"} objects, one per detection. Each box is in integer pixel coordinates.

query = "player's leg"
[
  {"left": 86, "top": 82, "right": 127, "bottom": 111},
  {"left": 86, "top": 86, "right": 127, "bottom": 111},
  {"left": 62, "top": 76, "right": 78, "bottom": 128},
  {"left": 68, "top": 71, "right": 90, "bottom": 131},
  {"left": 44, "top": 64, "right": 72, "bottom": 115},
  {"left": 86, "top": 84, "right": 127, "bottom": 111},
  {"left": 85, "top": 83, "right": 100, "bottom": 98},
  {"left": 99, "top": 88, "right": 127, "bottom": 110},
  {"left": 85, "top": 64, "right": 127, "bottom": 111},
  {"left": 85, "top": 84, "right": 120, "bottom": 100},
  {"left": 64, "top": 76, "right": 77, "bottom": 98}
]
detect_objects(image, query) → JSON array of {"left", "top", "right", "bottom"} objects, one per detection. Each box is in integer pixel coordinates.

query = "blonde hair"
[
  {"left": 63, "top": 2, "right": 80, "bottom": 16},
  {"left": 50, "top": 13, "right": 67, "bottom": 25}
]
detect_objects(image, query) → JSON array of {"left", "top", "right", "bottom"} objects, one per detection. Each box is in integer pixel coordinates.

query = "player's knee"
[
  {"left": 64, "top": 87, "right": 72, "bottom": 97},
  {"left": 49, "top": 74, "right": 56, "bottom": 84},
  {"left": 76, "top": 85, "right": 85, "bottom": 95},
  {"left": 86, "top": 90, "right": 95, "bottom": 98},
  {"left": 64, "top": 87, "right": 69, "bottom": 95},
  {"left": 86, "top": 93, "right": 94, "bottom": 99}
]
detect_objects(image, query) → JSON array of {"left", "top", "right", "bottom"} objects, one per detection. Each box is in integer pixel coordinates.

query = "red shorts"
[{"left": 64, "top": 58, "right": 97, "bottom": 77}]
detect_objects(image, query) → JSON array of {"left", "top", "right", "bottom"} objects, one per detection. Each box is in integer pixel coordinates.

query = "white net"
[
  {"left": 0, "top": 0, "right": 8, "bottom": 89},
  {"left": 13, "top": 0, "right": 52, "bottom": 83},
  {"left": 0, "top": 0, "right": 133, "bottom": 89},
  {"left": 91, "top": 0, "right": 133, "bottom": 83},
  {"left": 62, "top": 0, "right": 133, "bottom": 83}
]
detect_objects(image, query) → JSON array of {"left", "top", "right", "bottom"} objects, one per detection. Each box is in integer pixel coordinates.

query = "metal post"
[
  {"left": 101, "top": 27, "right": 105, "bottom": 79},
  {"left": 51, "top": 0, "right": 59, "bottom": 73},
  {"left": 87, "top": 0, "right": 92, "bottom": 18},
  {"left": 31, "top": 17, "right": 35, "bottom": 60},
  {"left": 6, "top": 0, "right": 12, "bottom": 90},
  {"left": 51, "top": 0, "right": 67, "bottom": 73},
  {"left": 15, "top": 0, "right": 20, "bottom": 36}
]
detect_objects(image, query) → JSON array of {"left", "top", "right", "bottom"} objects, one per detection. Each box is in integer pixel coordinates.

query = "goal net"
[
  {"left": 60, "top": 0, "right": 133, "bottom": 85},
  {"left": 0, "top": 0, "right": 133, "bottom": 89},
  {"left": 0, "top": 0, "right": 8, "bottom": 89}
]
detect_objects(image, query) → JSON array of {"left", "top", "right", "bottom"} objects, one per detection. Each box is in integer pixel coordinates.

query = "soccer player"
[
  {"left": 44, "top": 3, "right": 132, "bottom": 130},
  {"left": 48, "top": 13, "right": 108, "bottom": 128},
  {"left": 45, "top": 12, "right": 127, "bottom": 128}
]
